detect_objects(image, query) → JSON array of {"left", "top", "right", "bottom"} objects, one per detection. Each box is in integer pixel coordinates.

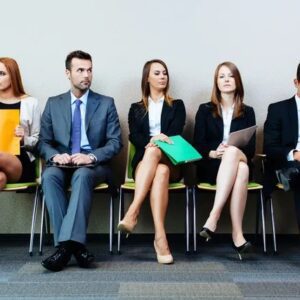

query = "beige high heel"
[
  {"left": 117, "top": 218, "right": 137, "bottom": 238},
  {"left": 153, "top": 240, "right": 174, "bottom": 264}
]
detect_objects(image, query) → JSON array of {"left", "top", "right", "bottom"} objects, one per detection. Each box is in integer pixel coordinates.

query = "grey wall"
[{"left": 1, "top": 0, "right": 300, "bottom": 234}]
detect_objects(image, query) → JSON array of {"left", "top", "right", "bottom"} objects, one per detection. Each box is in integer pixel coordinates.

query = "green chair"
[
  {"left": 192, "top": 181, "right": 267, "bottom": 253},
  {"left": 3, "top": 158, "right": 41, "bottom": 256},
  {"left": 117, "top": 142, "right": 191, "bottom": 253}
]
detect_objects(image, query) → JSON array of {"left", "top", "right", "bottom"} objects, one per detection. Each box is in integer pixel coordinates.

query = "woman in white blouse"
[
  {"left": 0, "top": 57, "right": 40, "bottom": 189},
  {"left": 118, "top": 59, "right": 186, "bottom": 264},
  {"left": 193, "top": 62, "right": 256, "bottom": 260}
]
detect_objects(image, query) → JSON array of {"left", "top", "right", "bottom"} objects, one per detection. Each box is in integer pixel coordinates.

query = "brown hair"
[
  {"left": 211, "top": 61, "right": 244, "bottom": 118},
  {"left": 0, "top": 57, "right": 26, "bottom": 97},
  {"left": 65, "top": 50, "right": 92, "bottom": 71},
  {"left": 141, "top": 59, "right": 173, "bottom": 109}
]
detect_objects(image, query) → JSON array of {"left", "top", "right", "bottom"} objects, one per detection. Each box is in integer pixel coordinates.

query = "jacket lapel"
[
  {"left": 161, "top": 101, "right": 171, "bottom": 132},
  {"left": 287, "top": 97, "right": 298, "bottom": 144},
  {"left": 60, "top": 92, "right": 72, "bottom": 138},
  {"left": 85, "top": 90, "right": 101, "bottom": 131}
]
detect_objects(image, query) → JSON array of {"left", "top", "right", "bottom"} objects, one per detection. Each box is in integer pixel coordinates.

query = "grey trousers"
[{"left": 42, "top": 164, "right": 110, "bottom": 246}]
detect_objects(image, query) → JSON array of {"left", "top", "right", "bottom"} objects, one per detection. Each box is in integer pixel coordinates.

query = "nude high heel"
[
  {"left": 117, "top": 218, "right": 137, "bottom": 238},
  {"left": 153, "top": 240, "right": 174, "bottom": 264}
]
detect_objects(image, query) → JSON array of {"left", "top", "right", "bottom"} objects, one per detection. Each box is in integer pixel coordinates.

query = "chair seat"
[
  {"left": 197, "top": 181, "right": 263, "bottom": 191},
  {"left": 121, "top": 181, "right": 187, "bottom": 190},
  {"left": 3, "top": 182, "right": 38, "bottom": 191}
]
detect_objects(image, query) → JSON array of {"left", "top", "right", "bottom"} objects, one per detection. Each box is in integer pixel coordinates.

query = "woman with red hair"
[
  {"left": 194, "top": 62, "right": 256, "bottom": 260},
  {"left": 0, "top": 57, "right": 40, "bottom": 189}
]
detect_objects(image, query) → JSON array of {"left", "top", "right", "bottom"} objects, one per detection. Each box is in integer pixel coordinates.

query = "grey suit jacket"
[{"left": 38, "top": 90, "right": 122, "bottom": 163}]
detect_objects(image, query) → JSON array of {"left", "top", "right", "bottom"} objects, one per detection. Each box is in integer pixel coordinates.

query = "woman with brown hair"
[
  {"left": 118, "top": 59, "right": 186, "bottom": 264},
  {"left": 0, "top": 57, "right": 40, "bottom": 189},
  {"left": 193, "top": 61, "right": 256, "bottom": 259}
]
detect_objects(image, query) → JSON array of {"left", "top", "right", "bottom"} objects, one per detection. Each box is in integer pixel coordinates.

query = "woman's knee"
[
  {"left": 143, "top": 147, "right": 162, "bottom": 161},
  {"left": 237, "top": 162, "right": 249, "bottom": 181},
  {"left": 223, "top": 146, "right": 244, "bottom": 162},
  {"left": 154, "top": 164, "right": 170, "bottom": 181}
]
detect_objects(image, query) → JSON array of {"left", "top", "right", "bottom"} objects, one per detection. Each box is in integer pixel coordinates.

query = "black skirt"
[{"left": 17, "top": 148, "right": 36, "bottom": 182}]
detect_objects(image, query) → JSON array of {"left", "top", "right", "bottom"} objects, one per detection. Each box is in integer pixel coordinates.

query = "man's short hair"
[
  {"left": 65, "top": 50, "right": 92, "bottom": 70},
  {"left": 297, "top": 63, "right": 300, "bottom": 81}
]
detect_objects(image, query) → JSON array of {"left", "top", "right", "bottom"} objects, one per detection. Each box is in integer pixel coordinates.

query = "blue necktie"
[{"left": 71, "top": 99, "right": 82, "bottom": 154}]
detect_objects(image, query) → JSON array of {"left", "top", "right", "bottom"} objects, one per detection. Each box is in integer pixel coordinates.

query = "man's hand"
[
  {"left": 71, "top": 153, "right": 93, "bottom": 165},
  {"left": 53, "top": 153, "right": 72, "bottom": 165}
]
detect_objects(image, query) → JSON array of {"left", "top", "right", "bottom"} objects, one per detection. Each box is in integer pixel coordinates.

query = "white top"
[
  {"left": 70, "top": 90, "right": 91, "bottom": 150},
  {"left": 221, "top": 104, "right": 234, "bottom": 144},
  {"left": 287, "top": 95, "right": 300, "bottom": 161},
  {"left": 148, "top": 96, "right": 164, "bottom": 136}
]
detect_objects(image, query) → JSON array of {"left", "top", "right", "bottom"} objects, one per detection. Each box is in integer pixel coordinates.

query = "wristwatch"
[{"left": 88, "top": 153, "right": 97, "bottom": 163}]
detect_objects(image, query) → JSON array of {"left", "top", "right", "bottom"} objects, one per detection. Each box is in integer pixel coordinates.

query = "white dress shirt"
[
  {"left": 148, "top": 96, "right": 164, "bottom": 136},
  {"left": 287, "top": 95, "right": 300, "bottom": 161},
  {"left": 221, "top": 104, "right": 234, "bottom": 144}
]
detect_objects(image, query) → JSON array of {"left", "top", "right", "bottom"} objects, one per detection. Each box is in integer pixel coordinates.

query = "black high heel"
[
  {"left": 232, "top": 241, "right": 252, "bottom": 260},
  {"left": 199, "top": 227, "right": 214, "bottom": 242}
]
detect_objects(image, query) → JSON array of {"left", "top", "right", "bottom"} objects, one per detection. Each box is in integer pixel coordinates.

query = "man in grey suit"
[{"left": 39, "top": 50, "right": 122, "bottom": 271}]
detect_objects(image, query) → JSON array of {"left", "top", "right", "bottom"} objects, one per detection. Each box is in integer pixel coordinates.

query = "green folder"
[{"left": 154, "top": 135, "right": 202, "bottom": 165}]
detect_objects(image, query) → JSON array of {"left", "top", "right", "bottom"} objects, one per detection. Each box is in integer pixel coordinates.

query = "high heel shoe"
[
  {"left": 232, "top": 241, "right": 252, "bottom": 261},
  {"left": 117, "top": 219, "right": 137, "bottom": 238},
  {"left": 199, "top": 227, "right": 215, "bottom": 242},
  {"left": 153, "top": 241, "right": 174, "bottom": 264}
]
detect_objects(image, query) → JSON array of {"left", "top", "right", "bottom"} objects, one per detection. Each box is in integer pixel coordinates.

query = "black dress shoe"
[
  {"left": 232, "top": 241, "right": 252, "bottom": 261},
  {"left": 73, "top": 248, "right": 95, "bottom": 268},
  {"left": 41, "top": 247, "right": 72, "bottom": 272},
  {"left": 276, "top": 167, "right": 299, "bottom": 191},
  {"left": 199, "top": 227, "right": 215, "bottom": 242}
]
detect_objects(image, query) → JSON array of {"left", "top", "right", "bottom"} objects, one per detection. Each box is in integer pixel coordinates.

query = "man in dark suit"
[
  {"left": 264, "top": 63, "right": 300, "bottom": 228},
  {"left": 38, "top": 50, "right": 122, "bottom": 271}
]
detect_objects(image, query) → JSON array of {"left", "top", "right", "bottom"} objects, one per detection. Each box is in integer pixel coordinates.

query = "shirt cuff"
[{"left": 287, "top": 149, "right": 295, "bottom": 161}]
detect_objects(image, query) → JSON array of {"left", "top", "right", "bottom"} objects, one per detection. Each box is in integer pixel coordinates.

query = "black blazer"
[
  {"left": 128, "top": 99, "right": 186, "bottom": 175},
  {"left": 264, "top": 97, "right": 298, "bottom": 169},
  {"left": 193, "top": 102, "right": 256, "bottom": 182},
  {"left": 194, "top": 102, "right": 256, "bottom": 159}
]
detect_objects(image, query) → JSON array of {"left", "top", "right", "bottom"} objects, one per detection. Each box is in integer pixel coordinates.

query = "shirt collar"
[
  {"left": 70, "top": 90, "right": 89, "bottom": 105},
  {"left": 148, "top": 96, "right": 164, "bottom": 104}
]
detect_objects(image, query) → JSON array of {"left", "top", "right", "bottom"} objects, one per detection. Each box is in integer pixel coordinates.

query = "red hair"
[{"left": 0, "top": 57, "right": 26, "bottom": 97}]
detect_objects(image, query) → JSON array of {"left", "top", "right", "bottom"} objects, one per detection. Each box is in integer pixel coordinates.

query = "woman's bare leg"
[
  {"left": 120, "top": 147, "right": 163, "bottom": 225},
  {"left": 150, "top": 164, "right": 170, "bottom": 255},
  {"left": 0, "top": 152, "right": 22, "bottom": 189},
  {"left": 230, "top": 161, "right": 249, "bottom": 246},
  {"left": 203, "top": 146, "right": 247, "bottom": 231}
]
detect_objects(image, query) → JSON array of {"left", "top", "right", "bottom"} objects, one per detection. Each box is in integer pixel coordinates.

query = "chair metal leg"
[
  {"left": 269, "top": 197, "right": 277, "bottom": 253},
  {"left": 117, "top": 188, "right": 123, "bottom": 254},
  {"left": 185, "top": 187, "right": 190, "bottom": 253},
  {"left": 192, "top": 187, "right": 197, "bottom": 252},
  {"left": 29, "top": 186, "right": 40, "bottom": 256},
  {"left": 109, "top": 195, "right": 113, "bottom": 254},
  {"left": 259, "top": 190, "right": 267, "bottom": 253},
  {"left": 39, "top": 195, "right": 46, "bottom": 255}
]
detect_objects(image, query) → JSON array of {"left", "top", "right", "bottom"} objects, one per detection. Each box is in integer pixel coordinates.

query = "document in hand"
[
  {"left": 0, "top": 110, "right": 20, "bottom": 155},
  {"left": 154, "top": 135, "right": 202, "bottom": 165},
  {"left": 227, "top": 125, "right": 257, "bottom": 148}
]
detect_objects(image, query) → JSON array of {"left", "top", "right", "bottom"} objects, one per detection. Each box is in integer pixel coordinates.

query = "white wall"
[{"left": 1, "top": 0, "right": 300, "bottom": 234}]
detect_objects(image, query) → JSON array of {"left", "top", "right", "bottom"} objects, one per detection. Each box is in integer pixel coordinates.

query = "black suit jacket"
[
  {"left": 193, "top": 102, "right": 256, "bottom": 182},
  {"left": 128, "top": 99, "right": 186, "bottom": 175},
  {"left": 264, "top": 97, "right": 298, "bottom": 169}
]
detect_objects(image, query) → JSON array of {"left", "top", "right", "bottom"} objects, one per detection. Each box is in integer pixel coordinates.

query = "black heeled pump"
[
  {"left": 199, "top": 227, "right": 215, "bottom": 242},
  {"left": 232, "top": 241, "right": 252, "bottom": 260}
]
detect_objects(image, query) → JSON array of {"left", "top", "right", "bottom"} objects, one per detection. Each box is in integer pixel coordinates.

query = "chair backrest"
[{"left": 124, "top": 142, "right": 136, "bottom": 183}]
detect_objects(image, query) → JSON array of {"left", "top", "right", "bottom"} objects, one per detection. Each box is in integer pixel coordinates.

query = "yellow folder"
[
  {"left": 154, "top": 135, "right": 202, "bottom": 165},
  {"left": 0, "top": 110, "right": 20, "bottom": 155}
]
